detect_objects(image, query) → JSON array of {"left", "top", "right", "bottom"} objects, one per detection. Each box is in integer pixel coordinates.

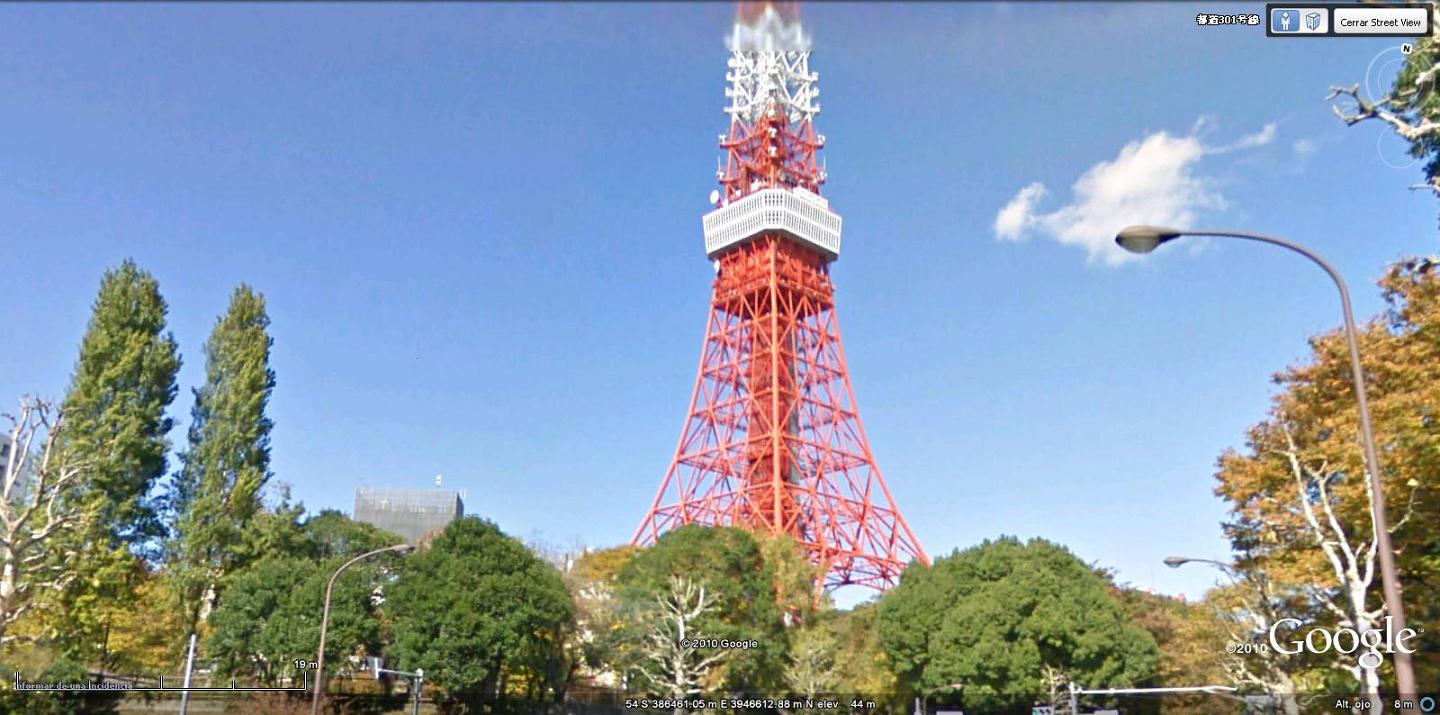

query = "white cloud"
[
  {"left": 991, "top": 123, "right": 1274, "bottom": 266},
  {"left": 1230, "top": 122, "right": 1276, "bottom": 150},
  {"left": 994, "top": 182, "right": 1046, "bottom": 240},
  {"left": 1293, "top": 138, "right": 1318, "bottom": 156}
]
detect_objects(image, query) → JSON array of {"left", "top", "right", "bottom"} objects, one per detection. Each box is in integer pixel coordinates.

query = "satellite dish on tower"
[{"left": 709, "top": 189, "right": 721, "bottom": 205}]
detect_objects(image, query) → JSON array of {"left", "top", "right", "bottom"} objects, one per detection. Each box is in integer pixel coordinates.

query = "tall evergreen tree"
[
  {"left": 171, "top": 284, "right": 276, "bottom": 632},
  {"left": 58, "top": 260, "right": 182, "bottom": 549},
  {"left": 50, "top": 261, "right": 181, "bottom": 667}
]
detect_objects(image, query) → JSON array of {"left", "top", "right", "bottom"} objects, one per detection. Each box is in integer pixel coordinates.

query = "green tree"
[
  {"left": 300, "top": 509, "right": 402, "bottom": 559},
  {"left": 877, "top": 537, "right": 1158, "bottom": 713},
  {"left": 58, "top": 260, "right": 182, "bottom": 547},
  {"left": 387, "top": 518, "right": 573, "bottom": 708},
  {"left": 49, "top": 261, "right": 181, "bottom": 666},
  {"left": 205, "top": 511, "right": 402, "bottom": 685},
  {"left": 206, "top": 559, "right": 310, "bottom": 684},
  {"left": 611, "top": 526, "right": 803, "bottom": 695},
  {"left": 170, "top": 285, "right": 276, "bottom": 633},
  {"left": 207, "top": 557, "right": 392, "bottom": 687},
  {"left": 234, "top": 484, "right": 308, "bottom": 568}
]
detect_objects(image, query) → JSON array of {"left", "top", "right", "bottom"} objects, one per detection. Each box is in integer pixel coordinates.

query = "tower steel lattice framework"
[{"left": 634, "top": 1, "right": 928, "bottom": 590}]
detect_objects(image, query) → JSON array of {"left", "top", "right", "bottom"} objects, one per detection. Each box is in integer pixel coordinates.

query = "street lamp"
[
  {"left": 914, "top": 681, "right": 965, "bottom": 715},
  {"left": 1163, "top": 556, "right": 1228, "bottom": 572},
  {"left": 310, "top": 543, "right": 416, "bottom": 715},
  {"left": 1116, "top": 225, "right": 1415, "bottom": 696},
  {"left": 1113, "top": 225, "right": 1184, "bottom": 255}
]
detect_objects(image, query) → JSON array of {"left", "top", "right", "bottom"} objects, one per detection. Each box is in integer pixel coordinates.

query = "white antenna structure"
[{"left": 723, "top": 6, "right": 820, "bottom": 125}]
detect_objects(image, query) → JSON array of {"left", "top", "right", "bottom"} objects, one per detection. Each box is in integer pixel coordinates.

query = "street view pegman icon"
[{"left": 1272, "top": 8, "right": 1299, "bottom": 32}]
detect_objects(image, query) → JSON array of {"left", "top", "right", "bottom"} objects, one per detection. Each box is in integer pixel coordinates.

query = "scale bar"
[
  {"left": 14, "top": 670, "right": 312, "bottom": 694},
  {"left": 127, "top": 686, "right": 308, "bottom": 692}
]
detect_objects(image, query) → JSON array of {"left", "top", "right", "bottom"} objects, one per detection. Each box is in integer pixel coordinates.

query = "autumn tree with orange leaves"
[{"left": 1214, "top": 257, "right": 1440, "bottom": 695}]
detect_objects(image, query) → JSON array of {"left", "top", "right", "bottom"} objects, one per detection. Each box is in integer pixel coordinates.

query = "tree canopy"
[
  {"left": 612, "top": 525, "right": 808, "bottom": 694},
  {"left": 877, "top": 537, "right": 1159, "bottom": 712},
  {"left": 171, "top": 284, "right": 277, "bottom": 633},
  {"left": 48, "top": 261, "right": 181, "bottom": 666},
  {"left": 204, "top": 511, "right": 402, "bottom": 685},
  {"left": 58, "top": 260, "right": 182, "bottom": 549},
  {"left": 387, "top": 517, "right": 573, "bottom": 704}
]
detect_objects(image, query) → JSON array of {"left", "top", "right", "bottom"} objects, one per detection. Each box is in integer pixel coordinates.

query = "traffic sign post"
[{"left": 366, "top": 657, "right": 424, "bottom": 715}]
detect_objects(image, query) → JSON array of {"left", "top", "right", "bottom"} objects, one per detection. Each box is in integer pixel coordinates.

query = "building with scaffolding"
[{"left": 353, "top": 487, "right": 464, "bottom": 543}]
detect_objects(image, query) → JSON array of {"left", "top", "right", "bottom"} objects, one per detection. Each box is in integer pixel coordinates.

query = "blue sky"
[{"left": 1, "top": 3, "right": 1432, "bottom": 603}]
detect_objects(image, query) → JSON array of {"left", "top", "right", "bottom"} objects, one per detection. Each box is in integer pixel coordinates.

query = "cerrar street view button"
[{"left": 1333, "top": 6, "right": 1430, "bottom": 35}]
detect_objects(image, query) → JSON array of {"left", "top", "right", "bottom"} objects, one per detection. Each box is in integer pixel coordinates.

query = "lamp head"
[
  {"left": 1115, "top": 225, "right": 1184, "bottom": 254},
  {"left": 396, "top": 544, "right": 417, "bottom": 554},
  {"left": 1163, "top": 556, "right": 1189, "bottom": 569}
]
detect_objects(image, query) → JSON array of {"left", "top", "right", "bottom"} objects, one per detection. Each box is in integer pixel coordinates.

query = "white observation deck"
[{"left": 701, "top": 187, "right": 842, "bottom": 260}]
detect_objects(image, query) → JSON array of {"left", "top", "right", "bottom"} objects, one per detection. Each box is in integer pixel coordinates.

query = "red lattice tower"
[{"left": 633, "top": 1, "right": 928, "bottom": 590}]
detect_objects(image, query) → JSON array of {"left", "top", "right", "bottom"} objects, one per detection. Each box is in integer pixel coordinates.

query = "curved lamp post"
[
  {"left": 310, "top": 543, "right": 415, "bottom": 715},
  {"left": 1117, "top": 226, "right": 1414, "bottom": 696},
  {"left": 1163, "top": 556, "right": 1229, "bottom": 572}
]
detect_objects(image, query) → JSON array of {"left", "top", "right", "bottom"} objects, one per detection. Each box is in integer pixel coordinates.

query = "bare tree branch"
[
  {"left": 632, "top": 576, "right": 728, "bottom": 714},
  {"left": 1269, "top": 421, "right": 1384, "bottom": 699},
  {"left": 1328, "top": 84, "right": 1440, "bottom": 140},
  {"left": 1329, "top": 3, "right": 1440, "bottom": 199},
  {"left": 0, "top": 397, "right": 96, "bottom": 647}
]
